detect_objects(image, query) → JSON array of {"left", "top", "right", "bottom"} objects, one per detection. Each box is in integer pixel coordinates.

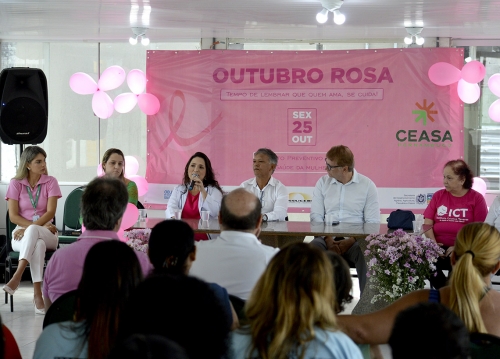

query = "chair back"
[
  {"left": 43, "top": 290, "right": 78, "bottom": 329},
  {"left": 6, "top": 211, "right": 16, "bottom": 253},
  {"left": 470, "top": 332, "right": 500, "bottom": 359},
  {"left": 62, "top": 186, "right": 84, "bottom": 232}
]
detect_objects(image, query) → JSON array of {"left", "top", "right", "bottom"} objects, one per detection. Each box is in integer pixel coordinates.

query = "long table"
[{"left": 140, "top": 217, "right": 388, "bottom": 238}]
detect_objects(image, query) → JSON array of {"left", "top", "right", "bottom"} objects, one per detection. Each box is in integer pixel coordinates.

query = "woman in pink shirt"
[
  {"left": 3, "top": 146, "right": 62, "bottom": 314},
  {"left": 423, "top": 159, "right": 487, "bottom": 288}
]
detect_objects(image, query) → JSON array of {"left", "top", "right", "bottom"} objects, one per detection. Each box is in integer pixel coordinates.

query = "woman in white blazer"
[{"left": 166, "top": 152, "right": 224, "bottom": 240}]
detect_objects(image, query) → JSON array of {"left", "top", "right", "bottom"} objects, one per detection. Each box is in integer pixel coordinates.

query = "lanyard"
[{"left": 26, "top": 184, "right": 41, "bottom": 215}]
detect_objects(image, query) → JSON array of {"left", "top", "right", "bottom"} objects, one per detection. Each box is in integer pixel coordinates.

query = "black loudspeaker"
[{"left": 0, "top": 68, "right": 48, "bottom": 144}]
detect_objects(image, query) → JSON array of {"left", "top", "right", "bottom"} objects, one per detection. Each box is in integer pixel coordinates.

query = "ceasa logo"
[{"left": 396, "top": 99, "right": 453, "bottom": 147}]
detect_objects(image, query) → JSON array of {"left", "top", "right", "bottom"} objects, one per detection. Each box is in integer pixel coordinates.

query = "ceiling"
[{"left": 0, "top": 0, "right": 499, "bottom": 44}]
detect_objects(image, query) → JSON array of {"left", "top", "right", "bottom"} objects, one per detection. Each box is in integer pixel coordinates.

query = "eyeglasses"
[{"left": 325, "top": 159, "right": 343, "bottom": 171}]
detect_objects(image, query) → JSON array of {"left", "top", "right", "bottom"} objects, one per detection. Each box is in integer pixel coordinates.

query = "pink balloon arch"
[{"left": 70, "top": 67, "right": 160, "bottom": 118}]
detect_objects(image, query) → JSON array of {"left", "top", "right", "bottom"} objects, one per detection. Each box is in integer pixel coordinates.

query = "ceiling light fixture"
[
  {"left": 316, "top": 0, "right": 345, "bottom": 25},
  {"left": 129, "top": 27, "right": 150, "bottom": 46},
  {"left": 404, "top": 27, "right": 424, "bottom": 46}
]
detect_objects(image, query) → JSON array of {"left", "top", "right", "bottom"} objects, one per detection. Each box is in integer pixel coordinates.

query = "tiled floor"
[{"left": 1, "top": 282, "right": 45, "bottom": 359}]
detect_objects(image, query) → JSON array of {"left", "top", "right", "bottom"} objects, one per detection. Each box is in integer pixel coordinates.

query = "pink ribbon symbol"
[{"left": 158, "top": 90, "right": 223, "bottom": 152}]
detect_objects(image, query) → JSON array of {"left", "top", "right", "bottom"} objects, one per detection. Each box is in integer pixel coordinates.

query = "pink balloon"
[
  {"left": 92, "top": 90, "right": 114, "bottom": 119},
  {"left": 457, "top": 79, "right": 480, "bottom": 104},
  {"left": 127, "top": 69, "right": 147, "bottom": 94},
  {"left": 125, "top": 156, "right": 140, "bottom": 176},
  {"left": 97, "top": 163, "right": 104, "bottom": 176},
  {"left": 98, "top": 65, "right": 126, "bottom": 91},
  {"left": 69, "top": 72, "right": 98, "bottom": 95},
  {"left": 129, "top": 175, "right": 149, "bottom": 196},
  {"left": 472, "top": 177, "right": 487, "bottom": 197},
  {"left": 137, "top": 93, "right": 160, "bottom": 115},
  {"left": 428, "top": 62, "right": 461, "bottom": 86},
  {"left": 81, "top": 223, "right": 86, "bottom": 233},
  {"left": 461, "top": 60, "right": 486, "bottom": 84},
  {"left": 488, "top": 73, "right": 500, "bottom": 97},
  {"left": 114, "top": 93, "right": 138, "bottom": 113},
  {"left": 489, "top": 99, "right": 500, "bottom": 122},
  {"left": 120, "top": 203, "right": 139, "bottom": 231}
]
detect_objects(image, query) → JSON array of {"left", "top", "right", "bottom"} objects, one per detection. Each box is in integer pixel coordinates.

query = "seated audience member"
[
  {"left": 148, "top": 219, "right": 238, "bottom": 329},
  {"left": 231, "top": 243, "right": 362, "bottom": 359},
  {"left": 101, "top": 148, "right": 139, "bottom": 206},
  {"left": 108, "top": 334, "right": 189, "bottom": 359},
  {"left": 338, "top": 222, "right": 500, "bottom": 344},
  {"left": 326, "top": 251, "right": 354, "bottom": 314},
  {"left": 240, "top": 148, "right": 288, "bottom": 222},
  {"left": 189, "top": 188, "right": 279, "bottom": 300},
  {"left": 389, "top": 302, "right": 469, "bottom": 359},
  {"left": 117, "top": 275, "right": 231, "bottom": 359},
  {"left": 423, "top": 160, "right": 487, "bottom": 289},
  {"left": 0, "top": 315, "right": 22, "bottom": 359},
  {"left": 43, "top": 177, "right": 152, "bottom": 310},
  {"left": 34, "top": 241, "right": 143, "bottom": 359}
]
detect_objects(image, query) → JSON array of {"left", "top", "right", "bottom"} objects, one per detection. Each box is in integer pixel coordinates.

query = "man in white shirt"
[
  {"left": 310, "top": 145, "right": 380, "bottom": 294},
  {"left": 240, "top": 148, "right": 288, "bottom": 222},
  {"left": 190, "top": 188, "right": 279, "bottom": 300}
]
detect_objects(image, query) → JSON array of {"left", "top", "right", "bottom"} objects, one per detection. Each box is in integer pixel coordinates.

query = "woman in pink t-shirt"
[
  {"left": 3, "top": 146, "right": 62, "bottom": 314},
  {"left": 423, "top": 159, "right": 487, "bottom": 288}
]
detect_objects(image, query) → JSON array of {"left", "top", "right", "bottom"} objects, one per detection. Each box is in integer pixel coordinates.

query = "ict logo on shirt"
[{"left": 437, "top": 205, "right": 468, "bottom": 218}]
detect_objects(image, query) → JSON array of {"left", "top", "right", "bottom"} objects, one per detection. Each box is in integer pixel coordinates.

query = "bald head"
[{"left": 220, "top": 188, "right": 262, "bottom": 231}]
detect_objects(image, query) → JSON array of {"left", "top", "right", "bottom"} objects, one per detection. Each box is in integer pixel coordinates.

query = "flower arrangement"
[
  {"left": 364, "top": 229, "right": 444, "bottom": 303},
  {"left": 125, "top": 228, "right": 151, "bottom": 253}
]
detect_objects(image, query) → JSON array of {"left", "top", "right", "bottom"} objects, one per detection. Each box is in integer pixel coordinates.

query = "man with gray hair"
[
  {"left": 240, "top": 148, "right": 288, "bottom": 222},
  {"left": 42, "top": 177, "right": 152, "bottom": 311}
]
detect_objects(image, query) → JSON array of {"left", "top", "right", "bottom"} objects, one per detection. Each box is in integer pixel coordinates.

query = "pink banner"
[{"left": 146, "top": 48, "right": 463, "bottom": 196}]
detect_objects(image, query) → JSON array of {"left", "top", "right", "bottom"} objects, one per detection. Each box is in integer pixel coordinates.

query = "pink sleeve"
[
  {"left": 5, "top": 180, "right": 21, "bottom": 201},
  {"left": 473, "top": 191, "right": 488, "bottom": 222},
  {"left": 46, "top": 177, "right": 62, "bottom": 198},
  {"left": 423, "top": 191, "right": 439, "bottom": 220}
]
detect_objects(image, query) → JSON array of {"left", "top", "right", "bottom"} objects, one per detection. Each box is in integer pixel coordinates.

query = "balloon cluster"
[
  {"left": 487, "top": 74, "right": 500, "bottom": 122},
  {"left": 69, "top": 66, "right": 160, "bottom": 119},
  {"left": 428, "top": 61, "right": 485, "bottom": 104}
]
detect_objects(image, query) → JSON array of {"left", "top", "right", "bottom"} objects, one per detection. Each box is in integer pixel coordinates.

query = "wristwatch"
[{"left": 263, "top": 214, "right": 268, "bottom": 222}]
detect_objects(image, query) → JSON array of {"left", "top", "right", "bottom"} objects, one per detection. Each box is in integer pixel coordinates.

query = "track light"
[
  {"left": 316, "top": 0, "right": 345, "bottom": 25},
  {"left": 404, "top": 27, "right": 424, "bottom": 46},
  {"left": 129, "top": 27, "right": 150, "bottom": 46}
]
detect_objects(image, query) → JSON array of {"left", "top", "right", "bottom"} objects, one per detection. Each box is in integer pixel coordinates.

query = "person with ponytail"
[{"left": 337, "top": 222, "right": 500, "bottom": 344}]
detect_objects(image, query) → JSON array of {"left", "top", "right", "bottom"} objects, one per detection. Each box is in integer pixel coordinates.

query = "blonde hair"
[
  {"left": 245, "top": 243, "right": 338, "bottom": 359},
  {"left": 449, "top": 223, "right": 500, "bottom": 333},
  {"left": 102, "top": 148, "right": 126, "bottom": 181},
  {"left": 14, "top": 146, "right": 47, "bottom": 180}
]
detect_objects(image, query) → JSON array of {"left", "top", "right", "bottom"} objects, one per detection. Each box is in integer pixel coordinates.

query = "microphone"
[{"left": 188, "top": 173, "right": 199, "bottom": 190}]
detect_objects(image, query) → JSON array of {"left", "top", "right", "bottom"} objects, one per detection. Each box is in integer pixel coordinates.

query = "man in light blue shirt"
[{"left": 310, "top": 145, "right": 380, "bottom": 294}]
